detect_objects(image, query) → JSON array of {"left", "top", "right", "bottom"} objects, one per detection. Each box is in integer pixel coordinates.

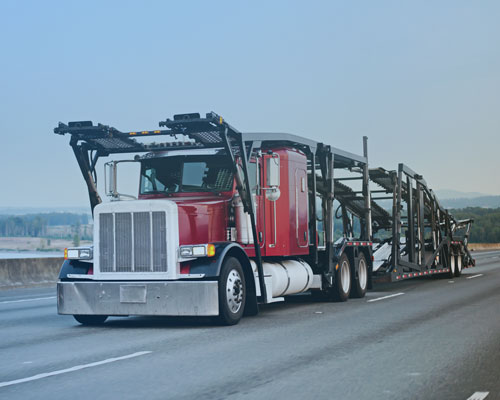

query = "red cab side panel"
[{"left": 264, "top": 148, "right": 309, "bottom": 257}]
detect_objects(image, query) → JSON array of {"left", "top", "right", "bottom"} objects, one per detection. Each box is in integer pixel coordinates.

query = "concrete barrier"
[
  {"left": 469, "top": 243, "right": 500, "bottom": 251},
  {"left": 0, "top": 257, "right": 63, "bottom": 289}
]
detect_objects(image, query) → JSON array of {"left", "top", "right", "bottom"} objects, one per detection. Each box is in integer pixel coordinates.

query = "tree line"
[
  {"left": 0, "top": 208, "right": 498, "bottom": 243},
  {"left": 0, "top": 213, "right": 89, "bottom": 237},
  {"left": 450, "top": 207, "right": 500, "bottom": 243}
]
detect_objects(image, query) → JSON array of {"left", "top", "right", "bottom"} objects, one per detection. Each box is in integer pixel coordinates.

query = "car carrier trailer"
[
  {"left": 54, "top": 112, "right": 474, "bottom": 325},
  {"left": 369, "top": 165, "right": 474, "bottom": 281}
]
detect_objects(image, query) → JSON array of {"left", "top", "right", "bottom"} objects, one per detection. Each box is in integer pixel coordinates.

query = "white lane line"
[
  {"left": 467, "top": 391, "right": 489, "bottom": 400},
  {"left": 0, "top": 351, "right": 152, "bottom": 388},
  {"left": 0, "top": 296, "right": 56, "bottom": 305},
  {"left": 367, "top": 292, "right": 405, "bottom": 303},
  {"left": 466, "top": 274, "right": 484, "bottom": 280}
]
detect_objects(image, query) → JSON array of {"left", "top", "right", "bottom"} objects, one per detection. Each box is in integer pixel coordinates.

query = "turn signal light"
[{"left": 207, "top": 244, "right": 216, "bottom": 257}]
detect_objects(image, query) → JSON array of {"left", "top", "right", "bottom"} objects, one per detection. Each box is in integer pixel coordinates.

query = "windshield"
[{"left": 140, "top": 155, "right": 234, "bottom": 194}]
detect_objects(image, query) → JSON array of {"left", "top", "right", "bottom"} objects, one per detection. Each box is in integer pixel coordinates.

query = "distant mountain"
[
  {"left": 441, "top": 196, "right": 500, "bottom": 209},
  {"left": 434, "top": 189, "right": 490, "bottom": 200}
]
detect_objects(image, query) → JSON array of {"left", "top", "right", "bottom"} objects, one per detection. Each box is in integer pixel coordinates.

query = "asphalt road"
[{"left": 1, "top": 251, "right": 499, "bottom": 400}]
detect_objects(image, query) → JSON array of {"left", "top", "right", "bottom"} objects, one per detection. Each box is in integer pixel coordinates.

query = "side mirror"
[
  {"left": 105, "top": 161, "right": 118, "bottom": 199},
  {"left": 104, "top": 160, "right": 138, "bottom": 200},
  {"left": 265, "top": 154, "right": 280, "bottom": 201},
  {"left": 266, "top": 155, "right": 280, "bottom": 187}
]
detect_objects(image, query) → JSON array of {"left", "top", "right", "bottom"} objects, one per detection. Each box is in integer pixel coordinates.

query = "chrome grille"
[
  {"left": 99, "top": 213, "right": 114, "bottom": 272},
  {"left": 115, "top": 213, "right": 132, "bottom": 272},
  {"left": 134, "top": 212, "right": 151, "bottom": 272},
  {"left": 99, "top": 211, "right": 168, "bottom": 273},
  {"left": 152, "top": 211, "right": 167, "bottom": 271}
]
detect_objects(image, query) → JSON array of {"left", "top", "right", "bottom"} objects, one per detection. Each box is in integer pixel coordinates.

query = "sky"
[{"left": 0, "top": 0, "right": 499, "bottom": 210}]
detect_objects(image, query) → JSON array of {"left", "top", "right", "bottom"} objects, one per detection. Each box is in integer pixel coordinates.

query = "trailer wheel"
[
  {"left": 333, "top": 254, "right": 351, "bottom": 302},
  {"left": 218, "top": 257, "right": 246, "bottom": 325},
  {"left": 73, "top": 315, "right": 108, "bottom": 325},
  {"left": 447, "top": 251, "right": 456, "bottom": 278},
  {"left": 454, "top": 254, "right": 463, "bottom": 277},
  {"left": 351, "top": 253, "right": 368, "bottom": 298}
]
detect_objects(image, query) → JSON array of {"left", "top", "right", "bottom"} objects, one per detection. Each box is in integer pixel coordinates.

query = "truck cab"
[{"left": 55, "top": 113, "right": 373, "bottom": 325}]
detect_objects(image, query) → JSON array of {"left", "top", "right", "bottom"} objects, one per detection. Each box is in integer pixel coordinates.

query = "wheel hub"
[
  {"left": 226, "top": 269, "right": 243, "bottom": 313},
  {"left": 358, "top": 259, "right": 367, "bottom": 290}
]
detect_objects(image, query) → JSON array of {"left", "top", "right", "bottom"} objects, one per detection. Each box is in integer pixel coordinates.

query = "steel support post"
[
  {"left": 309, "top": 151, "right": 318, "bottom": 266},
  {"left": 407, "top": 177, "right": 415, "bottom": 263},
  {"left": 362, "top": 136, "right": 372, "bottom": 241},
  {"left": 71, "top": 141, "right": 102, "bottom": 214}
]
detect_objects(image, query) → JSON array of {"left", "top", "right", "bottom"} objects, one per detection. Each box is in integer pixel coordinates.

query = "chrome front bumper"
[{"left": 57, "top": 280, "right": 219, "bottom": 316}]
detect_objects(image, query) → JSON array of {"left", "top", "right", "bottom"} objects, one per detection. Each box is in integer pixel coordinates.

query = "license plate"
[{"left": 120, "top": 285, "right": 147, "bottom": 303}]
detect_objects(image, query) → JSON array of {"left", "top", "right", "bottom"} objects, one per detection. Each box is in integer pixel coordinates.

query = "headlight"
[
  {"left": 65, "top": 247, "right": 93, "bottom": 260},
  {"left": 179, "top": 244, "right": 215, "bottom": 258}
]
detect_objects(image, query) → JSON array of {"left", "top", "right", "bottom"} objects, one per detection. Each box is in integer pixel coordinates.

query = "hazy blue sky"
[{"left": 0, "top": 0, "right": 499, "bottom": 209}]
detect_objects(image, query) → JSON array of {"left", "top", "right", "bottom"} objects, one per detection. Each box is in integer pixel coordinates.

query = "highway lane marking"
[
  {"left": 0, "top": 351, "right": 152, "bottom": 388},
  {"left": 367, "top": 292, "right": 405, "bottom": 303},
  {"left": 466, "top": 274, "right": 484, "bottom": 280},
  {"left": 467, "top": 392, "right": 489, "bottom": 400},
  {"left": 0, "top": 296, "right": 56, "bottom": 305}
]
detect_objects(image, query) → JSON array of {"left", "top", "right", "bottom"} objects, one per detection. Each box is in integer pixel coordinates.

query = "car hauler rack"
[
  {"left": 369, "top": 164, "right": 474, "bottom": 282},
  {"left": 54, "top": 112, "right": 474, "bottom": 325}
]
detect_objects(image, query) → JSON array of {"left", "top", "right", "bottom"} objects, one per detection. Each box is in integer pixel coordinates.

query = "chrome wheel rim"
[
  {"left": 341, "top": 260, "right": 350, "bottom": 293},
  {"left": 226, "top": 269, "right": 243, "bottom": 314},
  {"left": 358, "top": 258, "right": 367, "bottom": 290},
  {"left": 457, "top": 256, "right": 462, "bottom": 272},
  {"left": 450, "top": 254, "right": 455, "bottom": 274}
]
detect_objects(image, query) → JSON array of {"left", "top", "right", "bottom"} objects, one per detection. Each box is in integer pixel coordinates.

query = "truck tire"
[
  {"left": 333, "top": 254, "right": 351, "bottom": 302},
  {"left": 351, "top": 253, "right": 368, "bottom": 298},
  {"left": 454, "top": 254, "right": 463, "bottom": 277},
  {"left": 73, "top": 315, "right": 108, "bottom": 325},
  {"left": 218, "top": 257, "right": 246, "bottom": 325},
  {"left": 446, "top": 251, "right": 456, "bottom": 278}
]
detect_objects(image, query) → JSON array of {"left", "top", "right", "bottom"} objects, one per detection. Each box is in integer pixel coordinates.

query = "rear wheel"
[
  {"left": 218, "top": 257, "right": 246, "bottom": 325},
  {"left": 73, "top": 315, "right": 108, "bottom": 325},
  {"left": 454, "top": 254, "right": 463, "bottom": 277},
  {"left": 333, "top": 254, "right": 351, "bottom": 302},
  {"left": 447, "top": 251, "right": 456, "bottom": 278},
  {"left": 351, "top": 253, "right": 368, "bottom": 298}
]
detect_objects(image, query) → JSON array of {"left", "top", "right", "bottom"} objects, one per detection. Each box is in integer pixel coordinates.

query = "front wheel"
[
  {"left": 218, "top": 257, "right": 246, "bottom": 325},
  {"left": 73, "top": 315, "right": 108, "bottom": 325},
  {"left": 351, "top": 253, "right": 368, "bottom": 298}
]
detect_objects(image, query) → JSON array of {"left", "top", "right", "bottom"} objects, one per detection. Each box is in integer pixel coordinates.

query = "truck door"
[
  {"left": 248, "top": 160, "right": 266, "bottom": 253},
  {"left": 295, "top": 168, "right": 309, "bottom": 248}
]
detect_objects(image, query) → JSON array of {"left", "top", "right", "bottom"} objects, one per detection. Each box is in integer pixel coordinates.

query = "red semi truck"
[{"left": 54, "top": 112, "right": 473, "bottom": 325}]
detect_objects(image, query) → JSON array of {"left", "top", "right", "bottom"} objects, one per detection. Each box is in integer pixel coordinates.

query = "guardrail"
[
  {"left": 0, "top": 258, "right": 63, "bottom": 289},
  {"left": 468, "top": 243, "right": 500, "bottom": 251}
]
